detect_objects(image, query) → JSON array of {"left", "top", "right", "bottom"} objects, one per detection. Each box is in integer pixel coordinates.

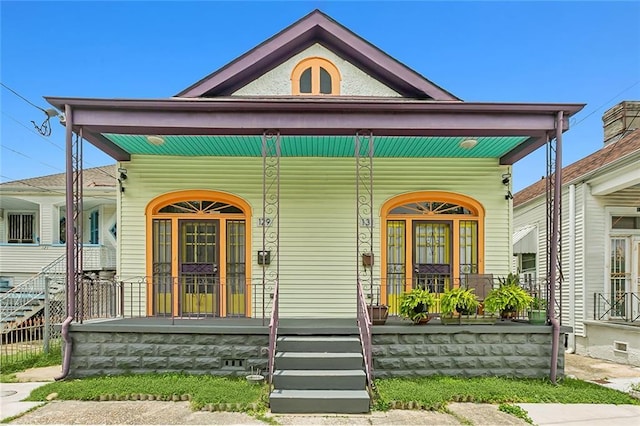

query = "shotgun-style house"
[
  {"left": 45, "top": 10, "right": 582, "bottom": 413},
  {"left": 514, "top": 101, "right": 640, "bottom": 367}
]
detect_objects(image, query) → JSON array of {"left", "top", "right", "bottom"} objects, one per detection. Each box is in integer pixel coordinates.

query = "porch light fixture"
[
  {"left": 146, "top": 135, "right": 165, "bottom": 146},
  {"left": 459, "top": 138, "right": 478, "bottom": 149}
]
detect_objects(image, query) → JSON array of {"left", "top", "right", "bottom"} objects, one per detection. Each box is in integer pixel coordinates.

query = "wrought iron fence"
[
  {"left": 1, "top": 315, "right": 62, "bottom": 368},
  {"left": 594, "top": 292, "right": 640, "bottom": 323}
]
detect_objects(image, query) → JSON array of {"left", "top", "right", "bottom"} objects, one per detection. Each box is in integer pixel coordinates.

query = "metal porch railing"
[
  {"left": 267, "top": 279, "right": 279, "bottom": 384},
  {"left": 70, "top": 276, "right": 277, "bottom": 322},
  {"left": 357, "top": 279, "right": 373, "bottom": 388},
  {"left": 365, "top": 275, "right": 547, "bottom": 321}
]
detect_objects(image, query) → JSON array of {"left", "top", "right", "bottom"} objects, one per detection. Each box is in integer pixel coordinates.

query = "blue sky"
[{"left": 1, "top": 1, "right": 639, "bottom": 192}]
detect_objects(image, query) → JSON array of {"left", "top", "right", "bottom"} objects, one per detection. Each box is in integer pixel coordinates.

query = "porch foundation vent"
[
  {"left": 223, "top": 359, "right": 246, "bottom": 369},
  {"left": 613, "top": 341, "right": 628, "bottom": 353}
]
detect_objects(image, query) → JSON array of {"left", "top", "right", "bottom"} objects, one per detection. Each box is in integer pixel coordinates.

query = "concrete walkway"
[{"left": 2, "top": 357, "right": 640, "bottom": 424}]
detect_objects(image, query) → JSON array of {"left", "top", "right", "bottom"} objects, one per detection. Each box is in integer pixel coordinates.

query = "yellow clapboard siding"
[{"left": 120, "top": 156, "right": 511, "bottom": 318}]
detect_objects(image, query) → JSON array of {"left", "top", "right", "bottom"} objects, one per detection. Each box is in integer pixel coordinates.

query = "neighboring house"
[
  {"left": 43, "top": 11, "right": 583, "bottom": 410},
  {"left": 0, "top": 165, "right": 117, "bottom": 289},
  {"left": 514, "top": 101, "right": 640, "bottom": 366}
]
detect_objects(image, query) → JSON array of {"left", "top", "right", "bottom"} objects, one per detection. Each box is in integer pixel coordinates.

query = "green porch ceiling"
[{"left": 104, "top": 134, "right": 528, "bottom": 158}]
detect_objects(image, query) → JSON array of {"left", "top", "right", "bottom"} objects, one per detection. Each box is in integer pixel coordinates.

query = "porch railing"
[
  {"left": 594, "top": 292, "right": 640, "bottom": 323},
  {"left": 70, "top": 276, "right": 276, "bottom": 322},
  {"left": 357, "top": 279, "right": 373, "bottom": 388},
  {"left": 267, "top": 279, "right": 279, "bottom": 384},
  {"left": 365, "top": 275, "right": 550, "bottom": 321}
]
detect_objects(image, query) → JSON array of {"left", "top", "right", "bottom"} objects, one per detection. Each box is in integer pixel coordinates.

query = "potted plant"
[
  {"left": 484, "top": 274, "right": 533, "bottom": 319},
  {"left": 399, "top": 287, "right": 436, "bottom": 324},
  {"left": 440, "top": 286, "right": 479, "bottom": 316},
  {"left": 528, "top": 297, "right": 547, "bottom": 325},
  {"left": 368, "top": 303, "right": 389, "bottom": 325}
]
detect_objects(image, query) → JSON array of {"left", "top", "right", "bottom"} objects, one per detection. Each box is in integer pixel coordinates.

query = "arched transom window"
[{"left": 291, "top": 57, "right": 341, "bottom": 95}]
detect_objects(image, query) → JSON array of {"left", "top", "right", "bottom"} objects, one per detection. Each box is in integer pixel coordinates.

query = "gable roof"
[
  {"left": 0, "top": 165, "right": 117, "bottom": 190},
  {"left": 177, "top": 9, "right": 459, "bottom": 101},
  {"left": 513, "top": 129, "right": 640, "bottom": 207}
]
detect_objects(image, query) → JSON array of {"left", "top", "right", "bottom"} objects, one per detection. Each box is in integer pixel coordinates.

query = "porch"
[{"left": 66, "top": 316, "right": 567, "bottom": 380}]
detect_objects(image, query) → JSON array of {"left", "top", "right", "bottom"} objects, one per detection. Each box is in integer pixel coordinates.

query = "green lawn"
[
  {"left": 374, "top": 376, "right": 640, "bottom": 411},
  {"left": 26, "top": 373, "right": 268, "bottom": 411},
  {"left": 22, "top": 373, "right": 639, "bottom": 414}
]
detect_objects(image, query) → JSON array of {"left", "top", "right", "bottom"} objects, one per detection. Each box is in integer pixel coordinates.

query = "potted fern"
[
  {"left": 399, "top": 287, "right": 436, "bottom": 324},
  {"left": 484, "top": 273, "right": 533, "bottom": 320},
  {"left": 440, "top": 286, "right": 479, "bottom": 316}
]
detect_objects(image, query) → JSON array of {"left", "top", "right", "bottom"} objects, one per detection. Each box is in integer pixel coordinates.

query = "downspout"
[
  {"left": 56, "top": 104, "right": 75, "bottom": 381},
  {"left": 549, "top": 111, "right": 563, "bottom": 383},
  {"left": 567, "top": 184, "right": 576, "bottom": 353}
]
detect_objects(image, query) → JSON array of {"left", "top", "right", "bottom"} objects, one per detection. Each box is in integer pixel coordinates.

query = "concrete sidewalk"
[{"left": 2, "top": 357, "right": 640, "bottom": 424}]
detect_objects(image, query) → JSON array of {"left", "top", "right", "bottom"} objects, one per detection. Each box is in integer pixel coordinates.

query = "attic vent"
[{"left": 613, "top": 341, "right": 628, "bottom": 353}]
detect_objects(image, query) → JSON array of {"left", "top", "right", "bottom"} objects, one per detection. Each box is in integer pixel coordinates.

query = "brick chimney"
[{"left": 603, "top": 101, "right": 640, "bottom": 145}]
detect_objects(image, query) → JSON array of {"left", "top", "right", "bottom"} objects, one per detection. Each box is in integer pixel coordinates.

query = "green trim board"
[{"left": 104, "top": 134, "right": 527, "bottom": 158}]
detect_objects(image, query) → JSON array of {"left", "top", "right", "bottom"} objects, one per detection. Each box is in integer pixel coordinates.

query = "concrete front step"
[
  {"left": 269, "top": 389, "right": 370, "bottom": 414},
  {"left": 277, "top": 336, "right": 361, "bottom": 353},
  {"left": 273, "top": 369, "right": 365, "bottom": 390},
  {"left": 275, "top": 352, "right": 363, "bottom": 370}
]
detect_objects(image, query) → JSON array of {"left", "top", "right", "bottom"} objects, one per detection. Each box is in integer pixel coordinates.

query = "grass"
[
  {"left": 0, "top": 346, "right": 62, "bottom": 376},
  {"left": 25, "top": 373, "right": 269, "bottom": 411},
  {"left": 498, "top": 403, "right": 534, "bottom": 424},
  {"left": 373, "top": 376, "right": 640, "bottom": 411}
]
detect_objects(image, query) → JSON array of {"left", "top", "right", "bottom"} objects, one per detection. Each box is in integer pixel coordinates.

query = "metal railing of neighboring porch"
[
  {"left": 357, "top": 279, "right": 373, "bottom": 388},
  {"left": 594, "top": 292, "right": 640, "bottom": 323},
  {"left": 267, "top": 279, "right": 279, "bottom": 384}
]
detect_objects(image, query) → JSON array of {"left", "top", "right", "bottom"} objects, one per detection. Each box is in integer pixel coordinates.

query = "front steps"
[{"left": 269, "top": 335, "right": 370, "bottom": 414}]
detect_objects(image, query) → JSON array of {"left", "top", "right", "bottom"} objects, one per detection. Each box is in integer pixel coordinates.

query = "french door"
[{"left": 148, "top": 193, "right": 250, "bottom": 317}]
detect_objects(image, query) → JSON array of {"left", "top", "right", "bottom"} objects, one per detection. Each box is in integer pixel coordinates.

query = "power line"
[
  {"left": 2, "top": 110, "right": 117, "bottom": 180},
  {"left": 570, "top": 80, "right": 640, "bottom": 129},
  {"left": 2, "top": 110, "right": 64, "bottom": 151},
  {"left": 1, "top": 145, "right": 63, "bottom": 172},
  {"left": 0, "top": 82, "right": 48, "bottom": 113}
]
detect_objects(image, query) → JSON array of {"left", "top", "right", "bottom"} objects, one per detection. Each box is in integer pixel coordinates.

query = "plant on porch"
[
  {"left": 399, "top": 287, "right": 436, "bottom": 324},
  {"left": 528, "top": 297, "right": 547, "bottom": 325},
  {"left": 440, "top": 286, "right": 480, "bottom": 316},
  {"left": 484, "top": 274, "right": 533, "bottom": 319},
  {"left": 439, "top": 286, "right": 497, "bottom": 325}
]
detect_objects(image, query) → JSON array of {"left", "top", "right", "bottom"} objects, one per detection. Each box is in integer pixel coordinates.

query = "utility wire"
[
  {"left": 2, "top": 110, "right": 117, "bottom": 180},
  {"left": 2, "top": 110, "right": 64, "bottom": 151},
  {"left": 1, "top": 145, "right": 63, "bottom": 172},
  {"left": 570, "top": 80, "right": 640, "bottom": 129},
  {"left": 0, "top": 82, "right": 48, "bottom": 113}
]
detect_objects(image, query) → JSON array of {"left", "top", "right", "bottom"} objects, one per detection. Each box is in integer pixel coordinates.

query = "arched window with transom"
[
  {"left": 380, "top": 192, "right": 485, "bottom": 312},
  {"left": 291, "top": 57, "right": 341, "bottom": 95}
]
